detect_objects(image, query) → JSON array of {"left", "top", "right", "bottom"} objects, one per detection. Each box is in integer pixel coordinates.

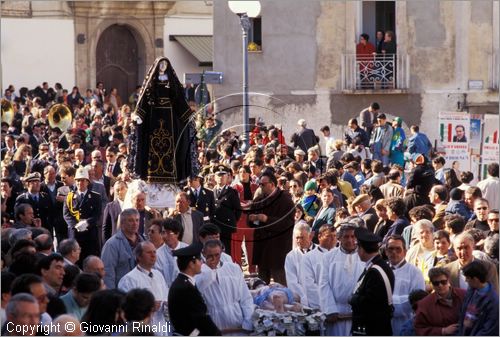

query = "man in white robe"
[
  {"left": 301, "top": 225, "right": 337, "bottom": 309},
  {"left": 319, "top": 224, "right": 365, "bottom": 335},
  {"left": 154, "top": 218, "right": 187, "bottom": 287},
  {"left": 285, "top": 223, "right": 316, "bottom": 305},
  {"left": 386, "top": 235, "right": 425, "bottom": 335},
  {"left": 118, "top": 241, "right": 170, "bottom": 336},
  {"left": 199, "top": 223, "right": 234, "bottom": 265},
  {"left": 195, "top": 240, "right": 255, "bottom": 334}
]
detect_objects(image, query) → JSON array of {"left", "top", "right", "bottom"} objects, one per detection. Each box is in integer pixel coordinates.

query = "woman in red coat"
[
  {"left": 414, "top": 267, "right": 466, "bottom": 336},
  {"left": 231, "top": 165, "right": 258, "bottom": 272}
]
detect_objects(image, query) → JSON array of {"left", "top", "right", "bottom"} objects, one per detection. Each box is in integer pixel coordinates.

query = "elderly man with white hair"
[
  {"left": 285, "top": 222, "right": 316, "bottom": 305},
  {"left": 445, "top": 232, "right": 498, "bottom": 291},
  {"left": 52, "top": 314, "right": 83, "bottom": 336},
  {"left": 74, "top": 148, "right": 85, "bottom": 168},
  {"left": 291, "top": 119, "right": 318, "bottom": 153}
]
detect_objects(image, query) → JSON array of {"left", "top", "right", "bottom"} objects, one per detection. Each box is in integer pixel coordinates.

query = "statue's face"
[{"left": 159, "top": 60, "right": 168, "bottom": 72}]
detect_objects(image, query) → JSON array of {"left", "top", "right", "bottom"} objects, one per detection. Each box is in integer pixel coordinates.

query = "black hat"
[
  {"left": 172, "top": 242, "right": 202, "bottom": 261},
  {"left": 214, "top": 165, "right": 230, "bottom": 176},
  {"left": 355, "top": 227, "right": 382, "bottom": 244}
]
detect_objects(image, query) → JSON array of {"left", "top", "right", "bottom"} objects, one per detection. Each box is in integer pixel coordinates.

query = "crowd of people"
[{"left": 1, "top": 81, "right": 499, "bottom": 336}]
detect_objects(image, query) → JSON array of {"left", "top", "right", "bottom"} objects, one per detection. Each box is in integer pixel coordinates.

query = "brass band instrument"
[
  {"left": 48, "top": 103, "right": 72, "bottom": 132},
  {"left": 1, "top": 99, "right": 14, "bottom": 125}
]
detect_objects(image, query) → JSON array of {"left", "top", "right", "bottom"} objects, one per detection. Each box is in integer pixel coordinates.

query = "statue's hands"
[{"left": 131, "top": 113, "right": 143, "bottom": 125}]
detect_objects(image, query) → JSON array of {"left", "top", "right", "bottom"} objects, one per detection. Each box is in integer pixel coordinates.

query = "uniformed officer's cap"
[
  {"left": 355, "top": 227, "right": 382, "bottom": 252},
  {"left": 23, "top": 172, "right": 41, "bottom": 183},
  {"left": 172, "top": 242, "right": 203, "bottom": 262},
  {"left": 214, "top": 165, "right": 230, "bottom": 176}
]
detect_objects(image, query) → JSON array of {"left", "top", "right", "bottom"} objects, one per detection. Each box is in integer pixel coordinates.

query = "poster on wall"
[
  {"left": 438, "top": 111, "right": 470, "bottom": 172},
  {"left": 481, "top": 114, "right": 499, "bottom": 179},
  {"left": 469, "top": 116, "right": 482, "bottom": 150}
]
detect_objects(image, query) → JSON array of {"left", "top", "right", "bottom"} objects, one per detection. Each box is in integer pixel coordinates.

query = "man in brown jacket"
[
  {"left": 445, "top": 232, "right": 498, "bottom": 291},
  {"left": 249, "top": 172, "right": 295, "bottom": 285}
]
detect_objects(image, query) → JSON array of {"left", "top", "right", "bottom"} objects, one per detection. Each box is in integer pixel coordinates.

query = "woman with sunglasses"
[{"left": 414, "top": 267, "right": 466, "bottom": 335}]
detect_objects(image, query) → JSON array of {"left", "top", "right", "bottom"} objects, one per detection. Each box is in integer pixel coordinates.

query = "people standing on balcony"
[
  {"left": 375, "top": 30, "right": 385, "bottom": 54},
  {"left": 359, "top": 102, "right": 380, "bottom": 140},
  {"left": 356, "top": 33, "right": 376, "bottom": 89},
  {"left": 369, "top": 113, "right": 393, "bottom": 168},
  {"left": 381, "top": 31, "right": 397, "bottom": 88}
]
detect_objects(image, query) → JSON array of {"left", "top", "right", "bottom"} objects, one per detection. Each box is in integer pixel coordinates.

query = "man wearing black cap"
[
  {"left": 186, "top": 174, "right": 215, "bottom": 221},
  {"left": 15, "top": 172, "right": 52, "bottom": 232},
  {"left": 212, "top": 165, "right": 241, "bottom": 255},
  {"left": 168, "top": 243, "right": 222, "bottom": 336},
  {"left": 349, "top": 227, "right": 395, "bottom": 335}
]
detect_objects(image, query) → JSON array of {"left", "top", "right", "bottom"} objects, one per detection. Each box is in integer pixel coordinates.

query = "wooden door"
[{"left": 96, "top": 24, "right": 139, "bottom": 104}]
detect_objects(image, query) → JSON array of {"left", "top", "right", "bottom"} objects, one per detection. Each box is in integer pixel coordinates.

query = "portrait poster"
[
  {"left": 438, "top": 111, "right": 470, "bottom": 171},
  {"left": 481, "top": 114, "right": 499, "bottom": 166}
]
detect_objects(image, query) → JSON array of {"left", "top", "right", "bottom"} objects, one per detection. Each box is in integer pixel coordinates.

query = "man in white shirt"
[
  {"left": 477, "top": 163, "right": 499, "bottom": 211},
  {"left": 385, "top": 235, "right": 425, "bottom": 334},
  {"left": 171, "top": 192, "right": 204, "bottom": 245},
  {"left": 195, "top": 240, "right": 254, "bottom": 333},
  {"left": 319, "top": 223, "right": 365, "bottom": 335},
  {"left": 155, "top": 218, "right": 187, "bottom": 287},
  {"left": 320, "top": 125, "right": 336, "bottom": 158},
  {"left": 119, "top": 241, "right": 169, "bottom": 335},
  {"left": 301, "top": 225, "right": 337, "bottom": 309},
  {"left": 285, "top": 222, "right": 316, "bottom": 305}
]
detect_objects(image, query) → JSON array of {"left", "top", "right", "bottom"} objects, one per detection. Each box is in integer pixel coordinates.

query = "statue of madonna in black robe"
[{"left": 128, "top": 57, "right": 198, "bottom": 184}]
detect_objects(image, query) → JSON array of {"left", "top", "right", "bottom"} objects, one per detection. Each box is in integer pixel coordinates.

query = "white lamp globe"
[{"left": 228, "top": 1, "right": 261, "bottom": 18}]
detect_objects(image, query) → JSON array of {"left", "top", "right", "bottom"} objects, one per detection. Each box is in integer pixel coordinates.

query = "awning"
[{"left": 170, "top": 35, "right": 213, "bottom": 67}]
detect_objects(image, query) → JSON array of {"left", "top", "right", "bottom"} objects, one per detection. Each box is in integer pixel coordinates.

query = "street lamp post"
[{"left": 228, "top": 1, "right": 261, "bottom": 152}]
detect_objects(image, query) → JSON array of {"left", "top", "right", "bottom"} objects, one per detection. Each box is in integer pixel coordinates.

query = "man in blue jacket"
[{"left": 407, "top": 125, "right": 433, "bottom": 160}]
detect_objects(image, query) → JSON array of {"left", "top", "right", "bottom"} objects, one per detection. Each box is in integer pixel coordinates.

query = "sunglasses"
[
  {"left": 476, "top": 207, "right": 488, "bottom": 210},
  {"left": 488, "top": 218, "right": 499, "bottom": 223},
  {"left": 431, "top": 279, "right": 448, "bottom": 287}
]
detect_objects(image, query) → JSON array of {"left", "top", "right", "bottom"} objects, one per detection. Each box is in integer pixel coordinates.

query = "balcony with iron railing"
[{"left": 341, "top": 53, "right": 410, "bottom": 93}]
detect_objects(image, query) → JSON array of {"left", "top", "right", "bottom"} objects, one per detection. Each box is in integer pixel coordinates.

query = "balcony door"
[{"left": 361, "top": 1, "right": 395, "bottom": 44}]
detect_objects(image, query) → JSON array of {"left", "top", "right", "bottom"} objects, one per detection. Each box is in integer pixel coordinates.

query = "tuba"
[
  {"left": 48, "top": 103, "right": 72, "bottom": 132},
  {"left": 1, "top": 99, "right": 14, "bottom": 125}
]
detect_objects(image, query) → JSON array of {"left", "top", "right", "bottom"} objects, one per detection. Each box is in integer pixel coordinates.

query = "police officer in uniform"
[
  {"left": 168, "top": 243, "right": 222, "bottom": 336},
  {"left": 212, "top": 165, "right": 241, "bottom": 255},
  {"left": 186, "top": 174, "right": 215, "bottom": 221},
  {"left": 349, "top": 227, "right": 395, "bottom": 335}
]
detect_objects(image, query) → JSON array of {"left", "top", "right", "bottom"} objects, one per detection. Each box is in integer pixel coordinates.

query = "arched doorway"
[{"left": 96, "top": 24, "right": 140, "bottom": 103}]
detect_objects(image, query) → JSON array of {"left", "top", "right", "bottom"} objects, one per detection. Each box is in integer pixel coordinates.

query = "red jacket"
[{"left": 414, "top": 287, "right": 466, "bottom": 335}]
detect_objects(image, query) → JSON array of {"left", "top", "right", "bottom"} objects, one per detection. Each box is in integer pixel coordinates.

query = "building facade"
[
  {"left": 213, "top": 0, "right": 499, "bottom": 148},
  {"left": 1, "top": 1, "right": 213, "bottom": 101}
]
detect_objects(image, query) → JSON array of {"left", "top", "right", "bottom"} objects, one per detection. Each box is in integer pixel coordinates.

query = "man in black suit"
[
  {"left": 349, "top": 227, "right": 395, "bottom": 336},
  {"left": 290, "top": 119, "right": 318, "bottom": 153},
  {"left": 63, "top": 167, "right": 102, "bottom": 260},
  {"left": 168, "top": 243, "right": 221, "bottom": 336},
  {"left": 40, "top": 165, "right": 65, "bottom": 243},
  {"left": 172, "top": 192, "right": 204, "bottom": 245},
  {"left": 104, "top": 147, "right": 122, "bottom": 178},
  {"left": 212, "top": 166, "right": 241, "bottom": 255},
  {"left": 102, "top": 180, "right": 128, "bottom": 242},
  {"left": 15, "top": 172, "right": 53, "bottom": 233},
  {"left": 186, "top": 175, "right": 215, "bottom": 221}
]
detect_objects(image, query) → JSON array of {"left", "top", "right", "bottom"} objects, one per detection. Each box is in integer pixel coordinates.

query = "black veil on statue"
[{"left": 128, "top": 57, "right": 199, "bottom": 184}]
